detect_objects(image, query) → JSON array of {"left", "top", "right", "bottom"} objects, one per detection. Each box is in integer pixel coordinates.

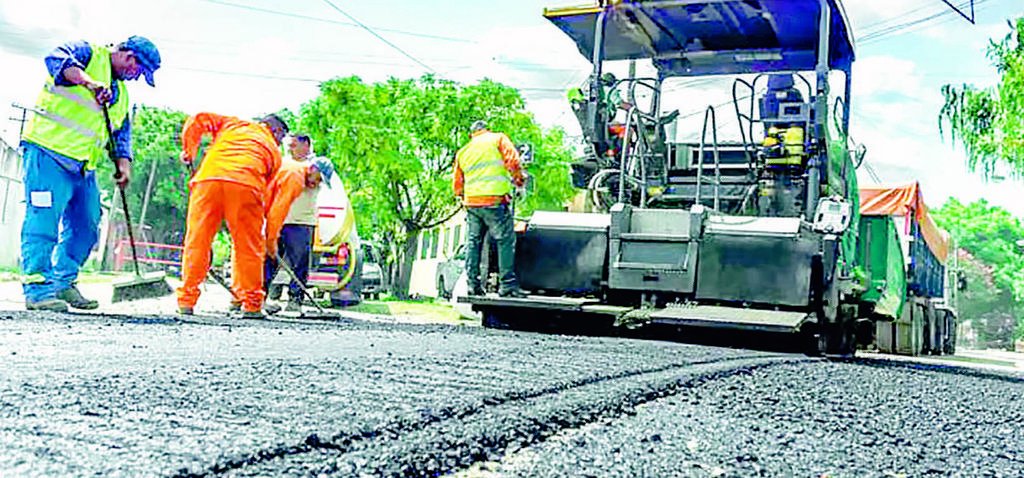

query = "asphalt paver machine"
[{"left": 465, "top": 0, "right": 868, "bottom": 355}]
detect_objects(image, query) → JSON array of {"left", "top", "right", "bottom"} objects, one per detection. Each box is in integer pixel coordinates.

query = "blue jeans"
[
  {"left": 19, "top": 142, "right": 101, "bottom": 302},
  {"left": 263, "top": 224, "right": 314, "bottom": 301},
  {"left": 465, "top": 203, "right": 518, "bottom": 292}
]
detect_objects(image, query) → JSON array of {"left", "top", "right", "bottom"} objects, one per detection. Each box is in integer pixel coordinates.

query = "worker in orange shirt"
[
  {"left": 453, "top": 120, "right": 527, "bottom": 298},
  {"left": 262, "top": 156, "right": 334, "bottom": 314},
  {"left": 177, "top": 112, "right": 289, "bottom": 318}
]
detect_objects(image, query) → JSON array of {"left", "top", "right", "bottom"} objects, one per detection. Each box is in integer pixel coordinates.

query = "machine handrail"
[
  {"left": 696, "top": 105, "right": 723, "bottom": 211},
  {"left": 617, "top": 107, "right": 636, "bottom": 204},
  {"left": 732, "top": 78, "right": 757, "bottom": 170}
]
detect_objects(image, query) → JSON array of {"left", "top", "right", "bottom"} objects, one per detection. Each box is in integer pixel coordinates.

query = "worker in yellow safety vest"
[
  {"left": 19, "top": 36, "right": 161, "bottom": 312},
  {"left": 453, "top": 120, "right": 528, "bottom": 298}
]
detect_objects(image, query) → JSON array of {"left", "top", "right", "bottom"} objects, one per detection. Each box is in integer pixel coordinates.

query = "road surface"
[{"left": 2, "top": 309, "right": 1023, "bottom": 477}]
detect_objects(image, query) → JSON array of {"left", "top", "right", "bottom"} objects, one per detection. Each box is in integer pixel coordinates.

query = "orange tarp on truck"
[{"left": 859, "top": 182, "right": 950, "bottom": 264}]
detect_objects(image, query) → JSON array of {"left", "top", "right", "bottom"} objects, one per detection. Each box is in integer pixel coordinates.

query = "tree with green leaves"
[
  {"left": 955, "top": 251, "right": 1018, "bottom": 349},
  {"left": 939, "top": 18, "right": 1024, "bottom": 178},
  {"left": 298, "top": 75, "right": 575, "bottom": 296},
  {"left": 933, "top": 198, "right": 1024, "bottom": 346}
]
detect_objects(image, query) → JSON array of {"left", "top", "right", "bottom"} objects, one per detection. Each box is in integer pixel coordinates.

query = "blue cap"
[
  {"left": 123, "top": 36, "right": 161, "bottom": 87},
  {"left": 311, "top": 158, "right": 334, "bottom": 188}
]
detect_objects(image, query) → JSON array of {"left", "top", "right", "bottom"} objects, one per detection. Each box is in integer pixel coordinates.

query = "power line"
[
  {"left": 198, "top": 0, "right": 473, "bottom": 44},
  {"left": 171, "top": 66, "right": 323, "bottom": 83},
  {"left": 319, "top": 0, "right": 436, "bottom": 73},
  {"left": 859, "top": 0, "right": 991, "bottom": 44},
  {"left": 862, "top": 159, "right": 884, "bottom": 183},
  {"left": 938, "top": 0, "right": 976, "bottom": 23},
  {"left": 858, "top": 2, "right": 943, "bottom": 32}
]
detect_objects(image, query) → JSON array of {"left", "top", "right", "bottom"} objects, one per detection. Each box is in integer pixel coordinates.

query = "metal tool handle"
[
  {"left": 275, "top": 253, "right": 327, "bottom": 314},
  {"left": 102, "top": 104, "right": 141, "bottom": 276}
]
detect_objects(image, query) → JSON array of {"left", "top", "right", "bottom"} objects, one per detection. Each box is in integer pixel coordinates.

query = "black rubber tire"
[
  {"left": 825, "top": 320, "right": 856, "bottom": 357},
  {"left": 803, "top": 325, "right": 827, "bottom": 357}
]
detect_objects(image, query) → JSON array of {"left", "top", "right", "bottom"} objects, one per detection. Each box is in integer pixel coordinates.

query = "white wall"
[
  {"left": 0, "top": 138, "right": 24, "bottom": 269},
  {"left": 408, "top": 210, "right": 467, "bottom": 298}
]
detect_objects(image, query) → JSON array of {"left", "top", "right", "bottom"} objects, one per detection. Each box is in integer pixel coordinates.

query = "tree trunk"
[{"left": 394, "top": 225, "right": 420, "bottom": 299}]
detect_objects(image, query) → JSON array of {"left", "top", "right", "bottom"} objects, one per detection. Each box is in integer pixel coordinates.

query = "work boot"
[
  {"left": 242, "top": 310, "right": 266, "bottom": 320},
  {"left": 264, "top": 303, "right": 282, "bottom": 315},
  {"left": 56, "top": 286, "right": 99, "bottom": 310},
  {"left": 26, "top": 298, "right": 70, "bottom": 313},
  {"left": 498, "top": 287, "right": 528, "bottom": 299},
  {"left": 177, "top": 306, "right": 194, "bottom": 316},
  {"left": 468, "top": 284, "right": 485, "bottom": 296},
  {"left": 285, "top": 298, "right": 302, "bottom": 313}
]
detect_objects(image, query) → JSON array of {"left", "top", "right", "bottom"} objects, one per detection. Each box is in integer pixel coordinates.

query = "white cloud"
[
  {"left": 852, "top": 55, "right": 925, "bottom": 98},
  {"left": 847, "top": 53, "right": 1023, "bottom": 215}
]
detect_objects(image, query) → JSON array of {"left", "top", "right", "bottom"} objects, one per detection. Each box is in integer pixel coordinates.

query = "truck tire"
[{"left": 802, "top": 324, "right": 827, "bottom": 357}]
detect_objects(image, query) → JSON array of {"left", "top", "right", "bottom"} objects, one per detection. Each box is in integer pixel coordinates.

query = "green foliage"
[
  {"left": 956, "top": 253, "right": 1019, "bottom": 347},
  {"left": 939, "top": 18, "right": 1024, "bottom": 179},
  {"left": 97, "top": 106, "right": 190, "bottom": 244},
  {"left": 934, "top": 198, "right": 1024, "bottom": 300},
  {"left": 272, "top": 108, "right": 298, "bottom": 131},
  {"left": 297, "top": 75, "right": 575, "bottom": 265},
  {"left": 933, "top": 198, "right": 1024, "bottom": 343},
  {"left": 211, "top": 230, "right": 231, "bottom": 267}
]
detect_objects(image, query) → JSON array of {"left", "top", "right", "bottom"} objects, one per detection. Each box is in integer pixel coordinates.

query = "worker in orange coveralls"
[
  {"left": 260, "top": 156, "right": 334, "bottom": 315},
  {"left": 177, "top": 112, "right": 289, "bottom": 318}
]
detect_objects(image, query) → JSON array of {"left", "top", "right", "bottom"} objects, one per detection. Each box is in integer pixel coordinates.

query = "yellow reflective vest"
[
  {"left": 22, "top": 45, "right": 129, "bottom": 170},
  {"left": 456, "top": 131, "right": 513, "bottom": 198}
]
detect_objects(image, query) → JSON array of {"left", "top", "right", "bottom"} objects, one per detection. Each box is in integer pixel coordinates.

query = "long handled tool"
[
  {"left": 104, "top": 104, "right": 173, "bottom": 303},
  {"left": 275, "top": 253, "right": 339, "bottom": 320}
]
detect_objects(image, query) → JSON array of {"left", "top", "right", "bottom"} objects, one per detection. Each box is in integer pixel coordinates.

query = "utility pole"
[{"left": 137, "top": 155, "right": 159, "bottom": 243}]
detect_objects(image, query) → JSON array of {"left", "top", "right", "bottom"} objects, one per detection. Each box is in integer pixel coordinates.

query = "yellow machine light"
[{"left": 543, "top": 0, "right": 620, "bottom": 18}]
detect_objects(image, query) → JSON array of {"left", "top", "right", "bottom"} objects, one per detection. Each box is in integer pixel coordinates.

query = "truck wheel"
[
  {"left": 825, "top": 318, "right": 856, "bottom": 357},
  {"left": 802, "top": 324, "right": 827, "bottom": 357}
]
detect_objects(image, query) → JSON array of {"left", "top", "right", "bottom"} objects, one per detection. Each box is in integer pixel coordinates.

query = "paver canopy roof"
[{"left": 544, "top": 0, "right": 856, "bottom": 77}]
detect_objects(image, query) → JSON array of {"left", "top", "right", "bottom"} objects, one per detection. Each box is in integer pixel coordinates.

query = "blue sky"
[{"left": 0, "top": 0, "right": 1022, "bottom": 215}]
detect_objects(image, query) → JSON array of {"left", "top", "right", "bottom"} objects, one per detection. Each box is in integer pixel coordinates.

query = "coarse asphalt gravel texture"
[{"left": 1, "top": 310, "right": 1022, "bottom": 478}]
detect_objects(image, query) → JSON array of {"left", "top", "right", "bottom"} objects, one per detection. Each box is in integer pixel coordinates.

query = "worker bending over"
[
  {"left": 20, "top": 36, "right": 160, "bottom": 312},
  {"left": 177, "top": 112, "right": 288, "bottom": 318},
  {"left": 263, "top": 151, "right": 334, "bottom": 314}
]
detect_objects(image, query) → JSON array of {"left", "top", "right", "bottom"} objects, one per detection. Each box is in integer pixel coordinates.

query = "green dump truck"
[{"left": 858, "top": 183, "right": 957, "bottom": 356}]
